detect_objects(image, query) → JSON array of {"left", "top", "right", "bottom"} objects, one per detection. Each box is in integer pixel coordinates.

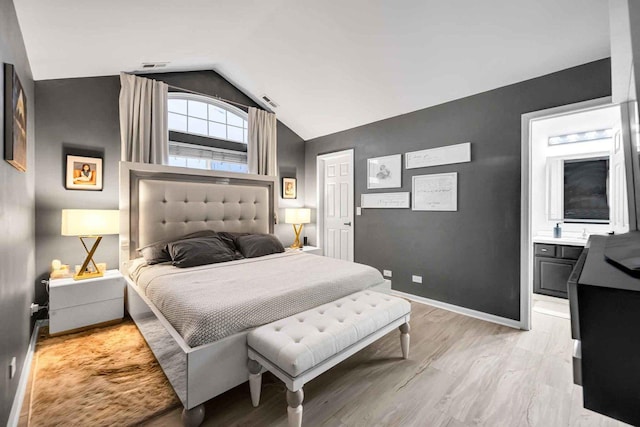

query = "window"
[
  {"left": 563, "top": 158, "right": 610, "bottom": 223},
  {"left": 167, "top": 92, "right": 248, "bottom": 172}
]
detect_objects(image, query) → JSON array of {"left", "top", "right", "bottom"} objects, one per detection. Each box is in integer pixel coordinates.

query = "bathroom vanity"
[{"left": 532, "top": 237, "right": 585, "bottom": 299}]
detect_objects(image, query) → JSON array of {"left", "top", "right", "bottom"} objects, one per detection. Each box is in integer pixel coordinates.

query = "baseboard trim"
[
  {"left": 7, "top": 319, "right": 46, "bottom": 427},
  {"left": 390, "top": 290, "right": 522, "bottom": 330}
]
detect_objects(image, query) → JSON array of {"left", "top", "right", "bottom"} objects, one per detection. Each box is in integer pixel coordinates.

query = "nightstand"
[
  {"left": 49, "top": 270, "right": 125, "bottom": 335},
  {"left": 286, "top": 246, "right": 322, "bottom": 256}
]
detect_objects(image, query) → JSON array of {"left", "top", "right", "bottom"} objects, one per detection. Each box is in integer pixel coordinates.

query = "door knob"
[{"left": 343, "top": 222, "right": 352, "bottom": 226}]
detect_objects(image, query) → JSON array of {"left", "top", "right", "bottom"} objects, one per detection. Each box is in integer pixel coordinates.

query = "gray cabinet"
[{"left": 534, "top": 243, "right": 583, "bottom": 299}]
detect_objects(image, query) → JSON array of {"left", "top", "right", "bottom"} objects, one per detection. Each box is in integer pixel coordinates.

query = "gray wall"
[
  {"left": 34, "top": 76, "right": 121, "bottom": 303},
  {"left": 305, "top": 59, "right": 611, "bottom": 321},
  {"left": 34, "top": 70, "right": 306, "bottom": 302},
  {"left": 0, "top": 0, "right": 35, "bottom": 423}
]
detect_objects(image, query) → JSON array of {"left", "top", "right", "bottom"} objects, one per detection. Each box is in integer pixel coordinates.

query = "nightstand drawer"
[
  {"left": 285, "top": 246, "right": 323, "bottom": 256},
  {"left": 50, "top": 271, "right": 124, "bottom": 310},
  {"left": 49, "top": 298, "right": 123, "bottom": 334},
  {"left": 302, "top": 246, "right": 322, "bottom": 255}
]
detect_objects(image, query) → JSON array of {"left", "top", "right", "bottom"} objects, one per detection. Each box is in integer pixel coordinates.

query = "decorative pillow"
[
  {"left": 138, "top": 230, "right": 217, "bottom": 264},
  {"left": 216, "top": 231, "right": 250, "bottom": 259},
  {"left": 167, "top": 236, "right": 236, "bottom": 268},
  {"left": 236, "top": 234, "right": 285, "bottom": 258}
]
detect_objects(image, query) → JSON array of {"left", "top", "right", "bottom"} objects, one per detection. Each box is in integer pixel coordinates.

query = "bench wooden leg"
[
  {"left": 400, "top": 322, "right": 410, "bottom": 359},
  {"left": 286, "top": 388, "right": 304, "bottom": 427},
  {"left": 248, "top": 359, "right": 263, "bottom": 407}
]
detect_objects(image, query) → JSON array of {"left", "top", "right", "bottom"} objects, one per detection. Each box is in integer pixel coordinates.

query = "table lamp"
[
  {"left": 61, "top": 209, "right": 119, "bottom": 280},
  {"left": 284, "top": 208, "right": 311, "bottom": 249}
]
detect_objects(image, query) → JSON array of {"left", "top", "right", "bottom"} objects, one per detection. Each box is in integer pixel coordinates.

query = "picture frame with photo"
[
  {"left": 66, "top": 155, "right": 103, "bottom": 191},
  {"left": 282, "top": 177, "right": 297, "bottom": 199},
  {"left": 367, "top": 154, "right": 402, "bottom": 189}
]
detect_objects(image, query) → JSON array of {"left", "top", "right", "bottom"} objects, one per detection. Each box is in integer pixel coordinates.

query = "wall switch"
[
  {"left": 356, "top": 207, "right": 362, "bottom": 216},
  {"left": 383, "top": 270, "right": 392, "bottom": 278},
  {"left": 412, "top": 275, "right": 423, "bottom": 284},
  {"left": 9, "top": 357, "right": 16, "bottom": 379}
]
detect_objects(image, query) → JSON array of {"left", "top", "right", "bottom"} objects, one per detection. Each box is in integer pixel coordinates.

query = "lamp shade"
[
  {"left": 61, "top": 209, "right": 119, "bottom": 236},
  {"left": 284, "top": 208, "right": 311, "bottom": 225}
]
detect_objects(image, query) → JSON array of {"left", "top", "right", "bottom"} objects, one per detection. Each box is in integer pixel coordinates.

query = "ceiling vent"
[
  {"left": 260, "top": 94, "right": 279, "bottom": 109},
  {"left": 140, "top": 62, "right": 169, "bottom": 70}
]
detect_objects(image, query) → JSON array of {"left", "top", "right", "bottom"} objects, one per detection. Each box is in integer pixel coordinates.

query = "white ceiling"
[{"left": 14, "top": 0, "right": 611, "bottom": 141}]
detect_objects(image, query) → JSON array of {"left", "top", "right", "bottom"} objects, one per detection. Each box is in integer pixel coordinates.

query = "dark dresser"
[{"left": 568, "top": 235, "right": 640, "bottom": 426}]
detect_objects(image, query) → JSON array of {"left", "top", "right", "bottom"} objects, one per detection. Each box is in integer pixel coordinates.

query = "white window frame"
[
  {"left": 167, "top": 92, "right": 249, "bottom": 173},
  {"left": 168, "top": 92, "right": 248, "bottom": 144}
]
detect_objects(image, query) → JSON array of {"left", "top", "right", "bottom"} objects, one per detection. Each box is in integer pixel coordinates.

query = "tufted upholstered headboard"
[{"left": 119, "top": 162, "right": 276, "bottom": 270}]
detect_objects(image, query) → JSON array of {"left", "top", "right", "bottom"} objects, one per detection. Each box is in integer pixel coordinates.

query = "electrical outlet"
[
  {"left": 356, "top": 207, "right": 362, "bottom": 216},
  {"left": 9, "top": 357, "right": 16, "bottom": 379},
  {"left": 412, "top": 275, "right": 422, "bottom": 284},
  {"left": 383, "top": 270, "right": 392, "bottom": 278}
]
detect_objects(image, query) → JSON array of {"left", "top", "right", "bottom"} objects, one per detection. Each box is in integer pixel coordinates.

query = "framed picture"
[
  {"left": 361, "top": 192, "right": 410, "bottom": 208},
  {"left": 282, "top": 177, "right": 297, "bottom": 199},
  {"left": 66, "top": 155, "right": 103, "bottom": 191},
  {"left": 412, "top": 172, "right": 457, "bottom": 211},
  {"left": 405, "top": 142, "right": 471, "bottom": 169},
  {"left": 367, "top": 154, "right": 402, "bottom": 189},
  {"left": 4, "top": 63, "right": 27, "bottom": 172}
]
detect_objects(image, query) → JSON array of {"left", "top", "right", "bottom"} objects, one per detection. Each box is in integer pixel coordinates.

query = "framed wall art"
[
  {"left": 367, "top": 154, "right": 402, "bottom": 189},
  {"left": 4, "top": 63, "right": 27, "bottom": 172},
  {"left": 282, "top": 177, "right": 297, "bottom": 199},
  {"left": 66, "top": 155, "right": 103, "bottom": 191},
  {"left": 405, "top": 142, "right": 471, "bottom": 169},
  {"left": 361, "top": 192, "right": 410, "bottom": 208},
  {"left": 412, "top": 172, "right": 457, "bottom": 211}
]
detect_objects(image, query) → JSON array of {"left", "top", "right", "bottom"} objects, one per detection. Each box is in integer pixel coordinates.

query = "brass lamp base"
[
  {"left": 73, "top": 235, "right": 104, "bottom": 281},
  {"left": 74, "top": 270, "right": 104, "bottom": 281},
  {"left": 290, "top": 224, "right": 304, "bottom": 249}
]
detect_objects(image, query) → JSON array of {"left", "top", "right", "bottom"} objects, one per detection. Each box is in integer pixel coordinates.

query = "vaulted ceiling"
[{"left": 14, "top": 0, "right": 610, "bottom": 140}]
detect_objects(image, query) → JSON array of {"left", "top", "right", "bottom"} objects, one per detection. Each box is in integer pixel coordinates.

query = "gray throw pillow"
[
  {"left": 216, "top": 231, "right": 250, "bottom": 260},
  {"left": 138, "top": 229, "right": 218, "bottom": 264},
  {"left": 236, "top": 234, "right": 285, "bottom": 258},
  {"left": 167, "top": 236, "right": 236, "bottom": 268}
]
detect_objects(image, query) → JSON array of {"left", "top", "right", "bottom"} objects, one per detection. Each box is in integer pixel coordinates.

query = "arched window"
[{"left": 167, "top": 92, "right": 248, "bottom": 173}]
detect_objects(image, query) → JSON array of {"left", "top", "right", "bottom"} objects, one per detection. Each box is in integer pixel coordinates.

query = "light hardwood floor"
[{"left": 147, "top": 302, "right": 629, "bottom": 427}]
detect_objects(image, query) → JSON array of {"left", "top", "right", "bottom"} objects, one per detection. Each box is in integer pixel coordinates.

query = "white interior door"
[{"left": 320, "top": 150, "right": 354, "bottom": 261}]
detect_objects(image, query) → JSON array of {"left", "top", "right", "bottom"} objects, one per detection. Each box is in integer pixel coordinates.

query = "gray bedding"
[{"left": 129, "top": 252, "right": 385, "bottom": 347}]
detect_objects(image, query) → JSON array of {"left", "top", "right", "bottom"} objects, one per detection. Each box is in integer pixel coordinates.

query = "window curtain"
[
  {"left": 248, "top": 107, "right": 278, "bottom": 223},
  {"left": 247, "top": 107, "right": 277, "bottom": 176},
  {"left": 119, "top": 73, "right": 169, "bottom": 164}
]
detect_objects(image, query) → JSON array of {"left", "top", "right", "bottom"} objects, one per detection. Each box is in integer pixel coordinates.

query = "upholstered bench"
[{"left": 247, "top": 290, "right": 411, "bottom": 427}]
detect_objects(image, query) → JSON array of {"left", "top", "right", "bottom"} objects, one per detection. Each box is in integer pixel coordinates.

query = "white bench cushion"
[{"left": 247, "top": 291, "right": 411, "bottom": 377}]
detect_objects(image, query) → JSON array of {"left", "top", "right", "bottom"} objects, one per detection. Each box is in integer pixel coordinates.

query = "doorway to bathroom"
[{"left": 520, "top": 98, "right": 628, "bottom": 331}]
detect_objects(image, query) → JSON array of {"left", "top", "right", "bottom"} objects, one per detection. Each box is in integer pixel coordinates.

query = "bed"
[{"left": 118, "top": 162, "right": 390, "bottom": 425}]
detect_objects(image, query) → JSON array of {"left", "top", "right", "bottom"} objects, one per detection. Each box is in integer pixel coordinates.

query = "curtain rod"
[
  {"left": 123, "top": 72, "right": 262, "bottom": 111},
  {"left": 166, "top": 83, "right": 259, "bottom": 111}
]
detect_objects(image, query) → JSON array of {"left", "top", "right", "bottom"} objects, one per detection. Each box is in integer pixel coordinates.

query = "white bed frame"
[{"left": 119, "top": 162, "right": 391, "bottom": 426}]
